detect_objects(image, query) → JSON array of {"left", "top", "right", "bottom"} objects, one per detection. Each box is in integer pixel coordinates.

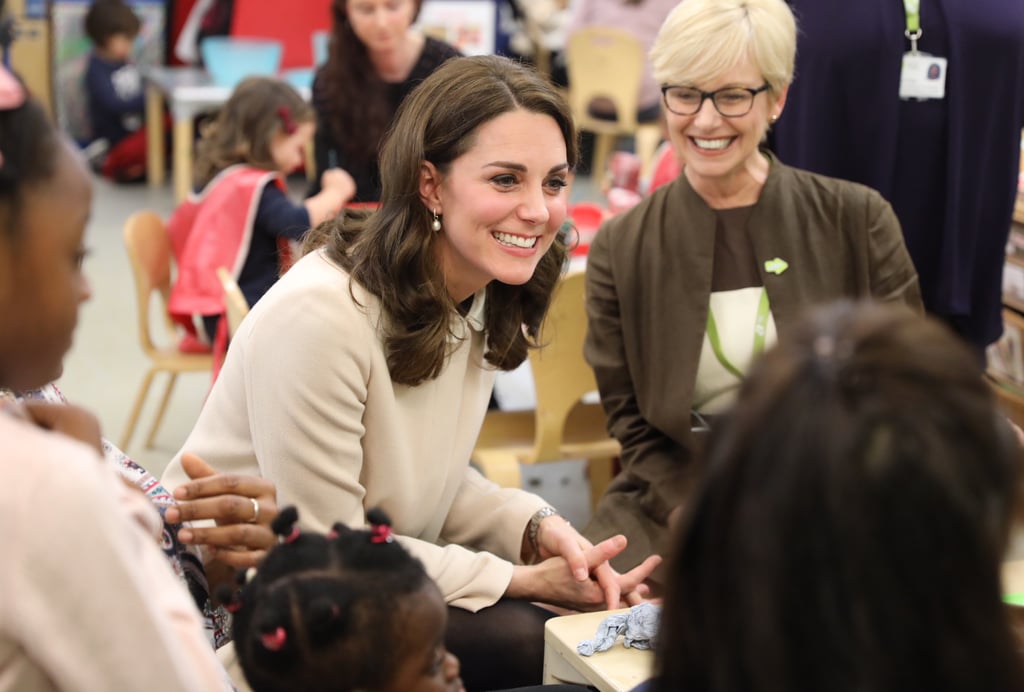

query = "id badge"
[{"left": 899, "top": 53, "right": 947, "bottom": 100}]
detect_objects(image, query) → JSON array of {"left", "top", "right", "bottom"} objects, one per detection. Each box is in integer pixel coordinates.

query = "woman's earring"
[
  {"left": 770, "top": 113, "right": 779, "bottom": 123},
  {"left": 431, "top": 209, "right": 442, "bottom": 233}
]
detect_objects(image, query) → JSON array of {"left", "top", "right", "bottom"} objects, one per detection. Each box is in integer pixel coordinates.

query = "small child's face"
[
  {"left": 102, "top": 33, "right": 134, "bottom": 62},
  {"left": 270, "top": 121, "right": 315, "bottom": 176},
  {"left": 382, "top": 585, "right": 463, "bottom": 692}
]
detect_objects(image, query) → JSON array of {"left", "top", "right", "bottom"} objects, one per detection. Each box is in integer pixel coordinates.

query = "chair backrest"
[
  {"left": 566, "top": 26, "right": 647, "bottom": 132},
  {"left": 528, "top": 271, "right": 600, "bottom": 460},
  {"left": 123, "top": 210, "right": 176, "bottom": 356},
  {"left": 216, "top": 266, "right": 250, "bottom": 339}
]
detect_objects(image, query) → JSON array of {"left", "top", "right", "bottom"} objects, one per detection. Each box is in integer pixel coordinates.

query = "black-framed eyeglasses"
[{"left": 661, "top": 83, "right": 771, "bottom": 117}]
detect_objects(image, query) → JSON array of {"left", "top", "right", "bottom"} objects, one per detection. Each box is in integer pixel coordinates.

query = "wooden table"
[
  {"left": 543, "top": 608, "right": 653, "bottom": 692},
  {"left": 143, "top": 67, "right": 311, "bottom": 202},
  {"left": 540, "top": 563, "right": 1024, "bottom": 692}
]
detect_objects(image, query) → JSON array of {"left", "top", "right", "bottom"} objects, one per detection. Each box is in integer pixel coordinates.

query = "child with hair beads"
[
  {"left": 226, "top": 507, "right": 590, "bottom": 692},
  {"left": 168, "top": 76, "right": 355, "bottom": 362},
  {"left": 225, "top": 506, "right": 463, "bottom": 692},
  {"left": 0, "top": 65, "right": 234, "bottom": 689}
]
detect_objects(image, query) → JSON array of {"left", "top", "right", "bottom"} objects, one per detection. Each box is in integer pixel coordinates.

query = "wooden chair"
[
  {"left": 120, "top": 211, "right": 214, "bottom": 451},
  {"left": 472, "top": 271, "right": 620, "bottom": 508},
  {"left": 215, "top": 266, "right": 250, "bottom": 339},
  {"left": 566, "top": 26, "right": 663, "bottom": 180}
]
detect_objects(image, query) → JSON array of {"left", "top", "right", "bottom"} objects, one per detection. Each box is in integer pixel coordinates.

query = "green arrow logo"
[{"left": 764, "top": 257, "right": 789, "bottom": 276}]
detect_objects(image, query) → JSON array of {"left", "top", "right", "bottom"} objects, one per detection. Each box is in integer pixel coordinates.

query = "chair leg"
[
  {"left": 143, "top": 371, "right": 178, "bottom": 449},
  {"left": 120, "top": 368, "right": 158, "bottom": 451},
  {"left": 591, "top": 133, "right": 616, "bottom": 181}
]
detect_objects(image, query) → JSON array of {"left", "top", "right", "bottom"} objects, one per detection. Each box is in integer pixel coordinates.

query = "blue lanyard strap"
[{"left": 705, "top": 288, "right": 771, "bottom": 380}]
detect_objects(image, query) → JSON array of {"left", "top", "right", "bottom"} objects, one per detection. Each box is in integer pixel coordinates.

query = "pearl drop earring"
[{"left": 431, "top": 209, "right": 441, "bottom": 232}]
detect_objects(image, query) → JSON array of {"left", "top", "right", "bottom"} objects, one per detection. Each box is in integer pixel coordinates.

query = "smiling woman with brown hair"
[{"left": 165, "top": 55, "right": 660, "bottom": 691}]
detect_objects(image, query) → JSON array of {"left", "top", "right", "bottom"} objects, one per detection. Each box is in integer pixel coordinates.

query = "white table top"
[{"left": 143, "top": 66, "right": 311, "bottom": 119}]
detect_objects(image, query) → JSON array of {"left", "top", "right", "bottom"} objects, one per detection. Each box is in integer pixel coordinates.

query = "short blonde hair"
[{"left": 650, "top": 0, "right": 796, "bottom": 94}]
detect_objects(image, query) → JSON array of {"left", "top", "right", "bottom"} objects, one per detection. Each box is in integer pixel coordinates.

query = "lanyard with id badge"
[{"left": 899, "top": 0, "right": 947, "bottom": 100}]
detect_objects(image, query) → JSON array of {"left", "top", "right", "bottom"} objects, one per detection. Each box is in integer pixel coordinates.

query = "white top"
[
  {"left": 0, "top": 413, "right": 230, "bottom": 692},
  {"left": 693, "top": 287, "right": 778, "bottom": 414}
]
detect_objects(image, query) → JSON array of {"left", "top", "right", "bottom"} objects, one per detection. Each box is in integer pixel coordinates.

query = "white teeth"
[
  {"left": 493, "top": 231, "right": 538, "bottom": 248},
  {"left": 693, "top": 137, "right": 732, "bottom": 150}
]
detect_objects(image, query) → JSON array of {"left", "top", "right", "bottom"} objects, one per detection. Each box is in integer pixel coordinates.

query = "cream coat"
[{"left": 163, "top": 250, "right": 549, "bottom": 611}]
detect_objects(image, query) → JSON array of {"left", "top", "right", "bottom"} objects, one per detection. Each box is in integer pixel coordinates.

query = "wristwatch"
[{"left": 528, "top": 506, "right": 561, "bottom": 554}]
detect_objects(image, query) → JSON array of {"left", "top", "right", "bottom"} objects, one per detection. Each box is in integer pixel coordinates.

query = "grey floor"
[
  {"left": 59, "top": 169, "right": 605, "bottom": 522},
  {"left": 60, "top": 174, "right": 202, "bottom": 476}
]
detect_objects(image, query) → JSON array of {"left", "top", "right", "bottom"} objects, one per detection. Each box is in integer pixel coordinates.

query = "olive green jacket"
[{"left": 582, "top": 155, "right": 923, "bottom": 571}]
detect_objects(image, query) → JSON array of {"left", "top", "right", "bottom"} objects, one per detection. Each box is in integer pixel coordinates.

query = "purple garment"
[{"left": 771, "top": 0, "right": 1024, "bottom": 347}]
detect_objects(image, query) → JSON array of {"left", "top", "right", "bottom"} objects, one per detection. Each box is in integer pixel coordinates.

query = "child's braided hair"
[{"left": 222, "top": 506, "right": 432, "bottom": 692}]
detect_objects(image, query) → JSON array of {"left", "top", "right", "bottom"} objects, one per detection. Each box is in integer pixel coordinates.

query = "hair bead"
[{"left": 260, "top": 627, "right": 288, "bottom": 652}]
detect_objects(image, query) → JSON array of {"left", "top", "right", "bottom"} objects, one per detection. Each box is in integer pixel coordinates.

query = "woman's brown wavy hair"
[
  {"left": 305, "top": 55, "right": 578, "bottom": 386},
  {"left": 318, "top": 0, "right": 423, "bottom": 173}
]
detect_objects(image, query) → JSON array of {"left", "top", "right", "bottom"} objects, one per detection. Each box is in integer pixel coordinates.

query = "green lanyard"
[
  {"left": 904, "top": 0, "right": 922, "bottom": 51},
  {"left": 705, "top": 288, "right": 771, "bottom": 380}
]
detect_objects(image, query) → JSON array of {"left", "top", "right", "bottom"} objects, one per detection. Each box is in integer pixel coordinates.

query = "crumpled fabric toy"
[{"left": 576, "top": 602, "right": 661, "bottom": 656}]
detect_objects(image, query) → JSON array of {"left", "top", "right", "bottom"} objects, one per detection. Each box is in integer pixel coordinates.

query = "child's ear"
[{"left": 418, "top": 161, "right": 441, "bottom": 209}]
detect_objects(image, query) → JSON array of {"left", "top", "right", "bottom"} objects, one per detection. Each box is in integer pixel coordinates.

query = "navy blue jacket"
[
  {"left": 771, "top": 0, "right": 1024, "bottom": 347},
  {"left": 85, "top": 52, "right": 145, "bottom": 145}
]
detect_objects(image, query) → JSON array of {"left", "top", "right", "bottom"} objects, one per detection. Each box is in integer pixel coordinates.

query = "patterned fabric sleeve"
[{"left": 12, "top": 383, "right": 230, "bottom": 649}]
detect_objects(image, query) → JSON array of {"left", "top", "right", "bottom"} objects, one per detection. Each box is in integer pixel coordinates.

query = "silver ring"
[{"left": 247, "top": 497, "right": 260, "bottom": 524}]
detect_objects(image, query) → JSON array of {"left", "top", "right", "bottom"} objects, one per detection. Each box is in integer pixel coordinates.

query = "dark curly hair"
[
  {"left": 304, "top": 55, "right": 578, "bottom": 386},
  {"left": 84, "top": 0, "right": 141, "bottom": 46},
  {"left": 655, "top": 301, "right": 1024, "bottom": 692},
  {"left": 225, "top": 506, "right": 434, "bottom": 692}
]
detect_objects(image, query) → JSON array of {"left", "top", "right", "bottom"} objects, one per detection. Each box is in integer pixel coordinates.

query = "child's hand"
[
  {"left": 322, "top": 167, "right": 355, "bottom": 191},
  {"left": 321, "top": 168, "right": 356, "bottom": 204},
  {"left": 19, "top": 400, "right": 104, "bottom": 457},
  {"left": 306, "top": 168, "right": 356, "bottom": 225}
]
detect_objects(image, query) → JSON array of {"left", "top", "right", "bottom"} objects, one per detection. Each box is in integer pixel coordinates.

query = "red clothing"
[
  {"left": 168, "top": 165, "right": 291, "bottom": 375},
  {"left": 648, "top": 142, "right": 681, "bottom": 193}
]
